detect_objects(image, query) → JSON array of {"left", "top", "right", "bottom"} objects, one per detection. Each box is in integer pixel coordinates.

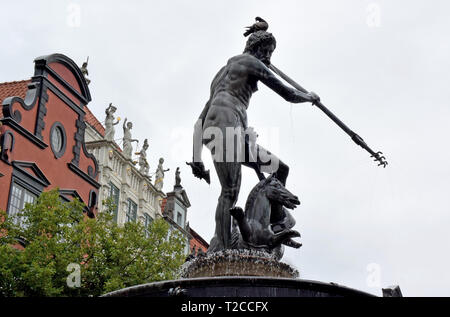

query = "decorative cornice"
[
  {"left": 71, "top": 113, "right": 98, "bottom": 179},
  {"left": 12, "top": 160, "right": 51, "bottom": 188},
  {"left": 43, "top": 76, "right": 85, "bottom": 114},
  {"left": 166, "top": 188, "right": 191, "bottom": 208},
  {"left": 59, "top": 189, "right": 86, "bottom": 205},
  {"left": 0, "top": 117, "right": 48, "bottom": 149},
  {"left": 68, "top": 162, "right": 100, "bottom": 189},
  {"left": 34, "top": 82, "right": 48, "bottom": 140}
]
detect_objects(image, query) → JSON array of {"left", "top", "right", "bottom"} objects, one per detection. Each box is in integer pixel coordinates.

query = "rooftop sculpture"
[
  {"left": 154, "top": 158, "right": 169, "bottom": 191},
  {"left": 122, "top": 117, "right": 138, "bottom": 160},
  {"left": 80, "top": 56, "right": 91, "bottom": 85},
  {"left": 174, "top": 167, "right": 182, "bottom": 189},
  {"left": 104, "top": 103, "right": 120, "bottom": 142},
  {"left": 136, "top": 138, "right": 150, "bottom": 176}
]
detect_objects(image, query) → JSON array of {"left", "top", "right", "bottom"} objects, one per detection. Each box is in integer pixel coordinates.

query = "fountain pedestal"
[
  {"left": 181, "top": 250, "right": 298, "bottom": 279},
  {"left": 103, "top": 250, "right": 375, "bottom": 297}
]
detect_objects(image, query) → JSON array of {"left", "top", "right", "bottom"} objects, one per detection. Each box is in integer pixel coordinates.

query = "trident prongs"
[
  {"left": 377, "top": 159, "right": 388, "bottom": 168},
  {"left": 371, "top": 151, "right": 388, "bottom": 168}
]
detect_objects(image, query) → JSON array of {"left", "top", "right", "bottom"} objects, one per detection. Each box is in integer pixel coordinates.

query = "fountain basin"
[{"left": 102, "top": 276, "right": 375, "bottom": 297}]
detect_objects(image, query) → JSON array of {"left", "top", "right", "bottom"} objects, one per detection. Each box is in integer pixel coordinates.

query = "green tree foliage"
[{"left": 0, "top": 189, "right": 186, "bottom": 297}]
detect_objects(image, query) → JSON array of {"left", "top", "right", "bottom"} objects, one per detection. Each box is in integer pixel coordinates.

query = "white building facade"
[
  {"left": 83, "top": 107, "right": 195, "bottom": 255},
  {"left": 84, "top": 114, "right": 165, "bottom": 230}
]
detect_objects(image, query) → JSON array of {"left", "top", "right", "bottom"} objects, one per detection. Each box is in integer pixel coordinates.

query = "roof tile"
[
  {"left": 84, "top": 106, "right": 105, "bottom": 137},
  {"left": 0, "top": 80, "right": 31, "bottom": 118}
]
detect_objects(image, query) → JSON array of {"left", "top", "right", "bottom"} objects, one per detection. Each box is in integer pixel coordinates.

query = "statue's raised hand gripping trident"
[{"left": 188, "top": 18, "right": 320, "bottom": 253}]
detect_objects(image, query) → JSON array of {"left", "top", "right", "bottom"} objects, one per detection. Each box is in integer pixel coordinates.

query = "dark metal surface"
[
  {"left": 102, "top": 276, "right": 376, "bottom": 297},
  {"left": 189, "top": 20, "right": 315, "bottom": 254},
  {"left": 230, "top": 176, "right": 301, "bottom": 259}
]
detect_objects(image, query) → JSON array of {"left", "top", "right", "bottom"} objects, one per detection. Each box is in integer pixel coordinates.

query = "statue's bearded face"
[{"left": 255, "top": 42, "right": 275, "bottom": 65}]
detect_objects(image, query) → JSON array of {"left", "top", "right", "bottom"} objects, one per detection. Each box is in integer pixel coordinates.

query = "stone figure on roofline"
[
  {"left": 104, "top": 103, "right": 120, "bottom": 142},
  {"left": 154, "top": 158, "right": 169, "bottom": 191},
  {"left": 80, "top": 56, "right": 91, "bottom": 85},
  {"left": 136, "top": 138, "right": 150, "bottom": 176},
  {"left": 122, "top": 117, "right": 138, "bottom": 160},
  {"left": 174, "top": 167, "right": 182, "bottom": 189}
]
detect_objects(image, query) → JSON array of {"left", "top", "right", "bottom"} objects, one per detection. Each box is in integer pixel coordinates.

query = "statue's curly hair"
[{"left": 243, "top": 30, "right": 277, "bottom": 54}]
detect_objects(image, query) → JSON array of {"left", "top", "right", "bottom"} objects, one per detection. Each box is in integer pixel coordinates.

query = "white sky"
[{"left": 1, "top": 0, "right": 449, "bottom": 296}]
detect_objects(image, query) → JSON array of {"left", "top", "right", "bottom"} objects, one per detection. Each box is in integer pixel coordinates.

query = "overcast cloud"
[{"left": 1, "top": 0, "right": 449, "bottom": 296}]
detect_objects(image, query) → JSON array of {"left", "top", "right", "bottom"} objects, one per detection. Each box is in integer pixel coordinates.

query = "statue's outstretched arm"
[
  {"left": 262, "top": 72, "right": 312, "bottom": 103},
  {"left": 246, "top": 58, "right": 313, "bottom": 103}
]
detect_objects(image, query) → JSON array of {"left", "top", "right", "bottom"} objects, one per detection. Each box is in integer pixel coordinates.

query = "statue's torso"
[
  {"left": 105, "top": 114, "right": 113, "bottom": 128},
  {"left": 123, "top": 129, "right": 131, "bottom": 141},
  {"left": 204, "top": 54, "right": 260, "bottom": 131}
]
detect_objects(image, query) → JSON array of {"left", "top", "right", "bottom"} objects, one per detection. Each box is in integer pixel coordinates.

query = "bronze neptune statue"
[
  {"left": 188, "top": 18, "right": 387, "bottom": 256},
  {"left": 188, "top": 18, "right": 319, "bottom": 253}
]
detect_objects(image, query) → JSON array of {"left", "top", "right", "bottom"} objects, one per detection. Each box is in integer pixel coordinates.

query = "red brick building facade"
[
  {"left": 0, "top": 54, "right": 99, "bottom": 219},
  {"left": 189, "top": 227, "right": 209, "bottom": 254}
]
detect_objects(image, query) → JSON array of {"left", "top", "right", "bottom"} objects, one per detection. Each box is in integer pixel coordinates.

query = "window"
[
  {"left": 49, "top": 122, "right": 67, "bottom": 159},
  {"left": 176, "top": 212, "right": 183, "bottom": 227},
  {"left": 52, "top": 127, "right": 63, "bottom": 152},
  {"left": 125, "top": 199, "right": 137, "bottom": 223},
  {"left": 144, "top": 213, "right": 153, "bottom": 238},
  {"left": 8, "top": 182, "right": 37, "bottom": 227},
  {"left": 109, "top": 183, "right": 120, "bottom": 222},
  {"left": 174, "top": 201, "right": 185, "bottom": 227}
]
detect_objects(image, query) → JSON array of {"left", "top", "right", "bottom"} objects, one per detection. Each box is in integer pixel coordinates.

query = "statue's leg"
[
  {"left": 246, "top": 144, "right": 290, "bottom": 224},
  {"left": 254, "top": 144, "right": 289, "bottom": 186},
  {"left": 208, "top": 161, "right": 242, "bottom": 253}
]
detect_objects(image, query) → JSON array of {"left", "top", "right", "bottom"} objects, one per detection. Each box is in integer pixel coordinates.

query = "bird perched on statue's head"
[{"left": 243, "top": 17, "right": 269, "bottom": 37}]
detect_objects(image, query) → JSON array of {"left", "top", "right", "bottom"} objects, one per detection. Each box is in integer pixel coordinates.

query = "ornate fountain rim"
[{"left": 180, "top": 249, "right": 299, "bottom": 279}]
